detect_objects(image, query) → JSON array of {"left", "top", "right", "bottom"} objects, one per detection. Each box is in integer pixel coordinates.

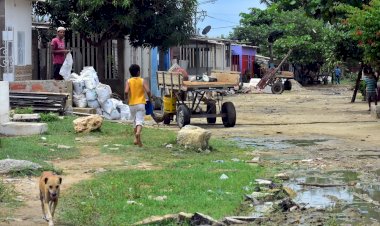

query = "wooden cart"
[
  {"left": 152, "top": 70, "right": 240, "bottom": 128},
  {"left": 256, "top": 49, "right": 293, "bottom": 94}
]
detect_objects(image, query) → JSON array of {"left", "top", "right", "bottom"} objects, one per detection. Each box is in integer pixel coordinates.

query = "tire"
[
  {"left": 221, "top": 102, "right": 236, "bottom": 127},
  {"left": 284, "top": 80, "right": 292, "bottom": 90},
  {"left": 206, "top": 102, "right": 216, "bottom": 124},
  {"left": 176, "top": 105, "right": 191, "bottom": 128},
  {"left": 271, "top": 81, "right": 284, "bottom": 94}
]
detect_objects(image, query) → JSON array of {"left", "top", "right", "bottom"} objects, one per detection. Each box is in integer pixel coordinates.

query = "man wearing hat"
[{"left": 51, "top": 27, "right": 70, "bottom": 80}]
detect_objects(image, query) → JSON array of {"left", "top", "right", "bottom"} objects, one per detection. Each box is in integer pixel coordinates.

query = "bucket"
[
  {"left": 163, "top": 95, "right": 176, "bottom": 113},
  {"left": 145, "top": 100, "right": 153, "bottom": 115}
]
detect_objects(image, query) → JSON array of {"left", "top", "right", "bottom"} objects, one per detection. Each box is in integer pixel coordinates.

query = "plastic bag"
[{"left": 60, "top": 53, "right": 73, "bottom": 80}]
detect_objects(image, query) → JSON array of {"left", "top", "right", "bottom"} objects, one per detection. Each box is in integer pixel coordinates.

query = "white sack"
[
  {"left": 96, "top": 83, "right": 112, "bottom": 104},
  {"left": 73, "top": 93, "right": 87, "bottom": 108},
  {"left": 60, "top": 53, "right": 73, "bottom": 80},
  {"left": 87, "top": 100, "right": 100, "bottom": 109},
  {"left": 117, "top": 104, "right": 131, "bottom": 121},
  {"left": 73, "top": 79, "right": 85, "bottom": 95},
  {"left": 85, "top": 89, "right": 97, "bottom": 101}
]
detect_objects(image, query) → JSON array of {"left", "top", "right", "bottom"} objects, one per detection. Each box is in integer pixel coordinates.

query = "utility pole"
[{"left": 193, "top": 0, "right": 217, "bottom": 35}]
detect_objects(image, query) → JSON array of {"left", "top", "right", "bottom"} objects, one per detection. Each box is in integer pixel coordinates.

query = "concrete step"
[
  {"left": 0, "top": 122, "right": 47, "bottom": 136},
  {"left": 12, "top": 114, "right": 41, "bottom": 122}
]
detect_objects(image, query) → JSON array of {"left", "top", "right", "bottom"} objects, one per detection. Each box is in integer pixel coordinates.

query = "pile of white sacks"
[{"left": 68, "top": 66, "right": 130, "bottom": 120}]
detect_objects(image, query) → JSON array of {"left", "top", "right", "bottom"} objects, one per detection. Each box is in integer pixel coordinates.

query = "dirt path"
[{"left": 2, "top": 84, "right": 380, "bottom": 225}]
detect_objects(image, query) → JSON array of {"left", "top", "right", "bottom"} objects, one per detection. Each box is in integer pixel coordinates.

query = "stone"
[
  {"left": 370, "top": 105, "right": 380, "bottom": 119},
  {"left": 0, "top": 159, "right": 41, "bottom": 174},
  {"left": 177, "top": 125, "right": 211, "bottom": 150},
  {"left": 275, "top": 173, "right": 290, "bottom": 180},
  {"left": 73, "top": 115, "right": 103, "bottom": 133}
]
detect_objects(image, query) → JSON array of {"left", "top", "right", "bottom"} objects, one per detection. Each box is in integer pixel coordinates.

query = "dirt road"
[{"left": 2, "top": 84, "right": 380, "bottom": 225}]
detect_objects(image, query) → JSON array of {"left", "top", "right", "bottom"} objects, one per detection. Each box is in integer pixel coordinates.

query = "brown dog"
[{"left": 39, "top": 171, "right": 62, "bottom": 226}]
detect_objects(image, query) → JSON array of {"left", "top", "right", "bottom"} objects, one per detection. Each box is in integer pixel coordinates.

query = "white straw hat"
[{"left": 57, "top": 27, "right": 66, "bottom": 32}]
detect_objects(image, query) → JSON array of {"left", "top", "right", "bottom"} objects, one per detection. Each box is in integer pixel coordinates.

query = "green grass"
[
  {"left": 0, "top": 180, "right": 21, "bottom": 219},
  {"left": 0, "top": 116, "right": 80, "bottom": 175},
  {"left": 0, "top": 116, "right": 268, "bottom": 225},
  {"left": 59, "top": 162, "right": 264, "bottom": 225},
  {"left": 56, "top": 119, "right": 266, "bottom": 225}
]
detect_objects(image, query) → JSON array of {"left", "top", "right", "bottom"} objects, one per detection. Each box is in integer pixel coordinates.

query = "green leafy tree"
[
  {"left": 34, "top": 0, "right": 197, "bottom": 78},
  {"left": 232, "top": 7, "right": 341, "bottom": 84},
  {"left": 343, "top": 0, "right": 380, "bottom": 67}
]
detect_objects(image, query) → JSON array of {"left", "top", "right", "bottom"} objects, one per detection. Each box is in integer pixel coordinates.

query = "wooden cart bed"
[{"left": 157, "top": 70, "right": 240, "bottom": 91}]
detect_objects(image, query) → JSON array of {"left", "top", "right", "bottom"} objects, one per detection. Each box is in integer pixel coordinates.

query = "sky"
[{"left": 197, "top": 0, "right": 266, "bottom": 38}]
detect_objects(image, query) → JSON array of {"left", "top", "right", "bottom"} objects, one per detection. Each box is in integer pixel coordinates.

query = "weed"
[
  {"left": 13, "top": 107, "right": 34, "bottom": 114},
  {"left": 40, "top": 112, "right": 60, "bottom": 122}
]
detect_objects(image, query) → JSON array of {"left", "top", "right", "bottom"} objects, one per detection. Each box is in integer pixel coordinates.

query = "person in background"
[
  {"left": 334, "top": 65, "right": 342, "bottom": 84},
  {"left": 125, "top": 64, "right": 152, "bottom": 147},
  {"left": 51, "top": 27, "right": 70, "bottom": 80},
  {"left": 363, "top": 68, "right": 378, "bottom": 111}
]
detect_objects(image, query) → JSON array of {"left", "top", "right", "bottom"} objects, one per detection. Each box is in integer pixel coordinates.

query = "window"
[{"left": 17, "top": 31, "right": 25, "bottom": 65}]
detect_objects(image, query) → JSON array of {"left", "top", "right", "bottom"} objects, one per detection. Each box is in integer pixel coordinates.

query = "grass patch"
[
  {"left": 0, "top": 180, "right": 21, "bottom": 219},
  {"left": 59, "top": 161, "right": 264, "bottom": 225},
  {"left": 13, "top": 107, "right": 33, "bottom": 114},
  {"left": 0, "top": 116, "right": 80, "bottom": 176}
]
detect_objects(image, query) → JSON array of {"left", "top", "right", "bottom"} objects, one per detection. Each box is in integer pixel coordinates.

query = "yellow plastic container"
[{"left": 163, "top": 95, "right": 176, "bottom": 113}]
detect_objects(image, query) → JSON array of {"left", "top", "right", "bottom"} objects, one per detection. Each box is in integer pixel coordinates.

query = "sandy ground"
[{"left": 1, "top": 83, "right": 380, "bottom": 225}]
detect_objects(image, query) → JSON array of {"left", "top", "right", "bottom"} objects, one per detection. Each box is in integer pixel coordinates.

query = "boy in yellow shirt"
[{"left": 125, "top": 64, "right": 152, "bottom": 147}]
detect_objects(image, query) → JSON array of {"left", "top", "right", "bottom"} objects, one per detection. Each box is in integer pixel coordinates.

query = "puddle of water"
[
  {"left": 285, "top": 139, "right": 328, "bottom": 147},
  {"left": 284, "top": 177, "right": 354, "bottom": 209},
  {"left": 232, "top": 137, "right": 293, "bottom": 150},
  {"left": 232, "top": 137, "right": 329, "bottom": 150},
  {"left": 284, "top": 171, "right": 380, "bottom": 224}
]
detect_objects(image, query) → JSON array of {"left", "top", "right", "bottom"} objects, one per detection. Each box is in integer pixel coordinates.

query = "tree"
[
  {"left": 342, "top": 0, "right": 380, "bottom": 67},
  {"left": 231, "top": 7, "right": 341, "bottom": 84},
  {"left": 34, "top": 0, "right": 196, "bottom": 48},
  {"left": 34, "top": 0, "right": 197, "bottom": 79}
]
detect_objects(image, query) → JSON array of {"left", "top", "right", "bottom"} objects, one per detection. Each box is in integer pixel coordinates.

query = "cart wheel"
[
  {"left": 176, "top": 105, "right": 191, "bottom": 128},
  {"left": 221, "top": 102, "right": 236, "bottom": 127},
  {"left": 271, "top": 81, "right": 284, "bottom": 94},
  {"left": 284, "top": 80, "right": 292, "bottom": 90},
  {"left": 163, "top": 114, "right": 171, "bottom": 125},
  {"left": 207, "top": 102, "right": 216, "bottom": 124}
]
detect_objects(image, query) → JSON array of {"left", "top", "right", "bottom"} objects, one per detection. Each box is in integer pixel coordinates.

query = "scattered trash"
[
  {"left": 255, "top": 179, "right": 272, "bottom": 185},
  {"left": 247, "top": 157, "right": 260, "bottom": 163},
  {"left": 148, "top": 195, "right": 167, "bottom": 201},
  {"left": 220, "top": 174, "right": 229, "bottom": 180}
]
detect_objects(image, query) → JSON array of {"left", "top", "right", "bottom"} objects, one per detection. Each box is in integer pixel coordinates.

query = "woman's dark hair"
[{"left": 129, "top": 64, "right": 140, "bottom": 77}]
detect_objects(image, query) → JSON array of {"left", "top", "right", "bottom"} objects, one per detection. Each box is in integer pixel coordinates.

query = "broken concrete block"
[
  {"left": 0, "top": 122, "right": 47, "bottom": 136},
  {"left": 12, "top": 114, "right": 41, "bottom": 122},
  {"left": 177, "top": 125, "right": 211, "bottom": 150}
]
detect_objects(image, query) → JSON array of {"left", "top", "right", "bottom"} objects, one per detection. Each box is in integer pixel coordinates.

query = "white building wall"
[{"left": 5, "top": 0, "right": 32, "bottom": 66}]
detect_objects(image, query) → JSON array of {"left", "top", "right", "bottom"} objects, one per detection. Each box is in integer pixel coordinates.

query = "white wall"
[
  {"left": 123, "top": 37, "right": 151, "bottom": 80},
  {"left": 5, "top": 0, "right": 32, "bottom": 66},
  {"left": 0, "top": 82, "right": 9, "bottom": 124}
]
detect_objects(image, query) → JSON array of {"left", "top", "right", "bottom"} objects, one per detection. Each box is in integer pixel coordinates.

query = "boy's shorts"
[{"left": 129, "top": 104, "right": 145, "bottom": 128}]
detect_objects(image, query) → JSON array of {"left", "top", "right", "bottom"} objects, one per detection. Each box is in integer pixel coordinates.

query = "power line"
[
  {"left": 206, "top": 15, "right": 238, "bottom": 24},
  {"left": 212, "top": 25, "right": 236, "bottom": 29}
]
